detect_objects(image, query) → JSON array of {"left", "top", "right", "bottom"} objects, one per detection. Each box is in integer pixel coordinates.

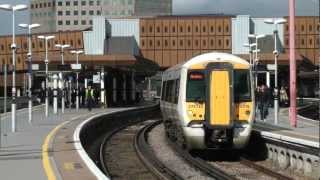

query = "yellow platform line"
[{"left": 42, "top": 121, "right": 70, "bottom": 180}]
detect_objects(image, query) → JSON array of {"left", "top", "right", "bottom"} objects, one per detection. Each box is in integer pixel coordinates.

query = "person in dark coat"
[{"left": 259, "top": 84, "right": 270, "bottom": 121}]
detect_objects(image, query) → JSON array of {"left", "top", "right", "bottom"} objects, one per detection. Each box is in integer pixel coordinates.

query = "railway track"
[{"left": 145, "top": 120, "right": 294, "bottom": 180}]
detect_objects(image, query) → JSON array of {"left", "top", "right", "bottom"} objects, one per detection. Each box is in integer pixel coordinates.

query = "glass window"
[
  {"left": 66, "top": 20, "right": 70, "bottom": 25},
  {"left": 186, "top": 71, "right": 206, "bottom": 102},
  {"left": 81, "top": 20, "right": 86, "bottom": 25},
  {"left": 97, "top": 10, "right": 101, "bottom": 15},
  {"left": 74, "top": 1, "right": 78, "bottom": 6},
  {"left": 74, "top": 11, "right": 78, "bottom": 15},
  {"left": 66, "top": 11, "right": 70, "bottom": 15},
  {"left": 81, "top": 10, "right": 86, "bottom": 15},
  {"left": 89, "top": 10, "right": 94, "bottom": 15},
  {"left": 97, "top": 1, "right": 100, "bottom": 6},
  {"left": 89, "top": 1, "right": 94, "bottom": 6},
  {"left": 89, "top": 20, "right": 93, "bottom": 25},
  {"left": 58, "top": 11, "right": 63, "bottom": 16},
  {"left": 81, "top": 1, "right": 86, "bottom": 6},
  {"left": 58, "top": 1, "right": 62, "bottom": 6},
  {"left": 58, "top": 21, "right": 63, "bottom": 25},
  {"left": 234, "top": 70, "right": 251, "bottom": 102},
  {"left": 74, "top": 20, "right": 78, "bottom": 25},
  {"left": 66, "top": 1, "right": 70, "bottom": 6}
]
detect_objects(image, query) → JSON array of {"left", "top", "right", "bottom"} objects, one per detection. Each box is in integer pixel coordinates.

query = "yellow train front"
[{"left": 160, "top": 52, "right": 255, "bottom": 150}]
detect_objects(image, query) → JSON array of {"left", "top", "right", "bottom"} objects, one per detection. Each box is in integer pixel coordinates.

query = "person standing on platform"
[
  {"left": 259, "top": 84, "right": 270, "bottom": 121},
  {"left": 86, "top": 86, "right": 94, "bottom": 111},
  {"left": 280, "top": 86, "right": 289, "bottom": 107}
]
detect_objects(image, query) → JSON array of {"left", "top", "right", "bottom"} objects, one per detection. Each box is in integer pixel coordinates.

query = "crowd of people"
[{"left": 255, "top": 84, "right": 289, "bottom": 121}]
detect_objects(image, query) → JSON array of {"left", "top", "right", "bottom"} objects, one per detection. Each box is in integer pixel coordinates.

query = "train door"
[{"left": 205, "top": 63, "right": 233, "bottom": 128}]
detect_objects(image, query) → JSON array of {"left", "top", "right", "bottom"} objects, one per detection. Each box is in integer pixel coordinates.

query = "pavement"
[
  {"left": 254, "top": 107, "right": 319, "bottom": 144},
  {"left": 0, "top": 105, "right": 112, "bottom": 180}
]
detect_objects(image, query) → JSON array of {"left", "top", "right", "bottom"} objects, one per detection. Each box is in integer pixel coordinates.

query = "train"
[{"left": 160, "top": 52, "right": 255, "bottom": 150}]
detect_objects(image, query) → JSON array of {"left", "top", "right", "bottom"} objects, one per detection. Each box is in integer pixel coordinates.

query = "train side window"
[
  {"left": 161, "top": 81, "right": 167, "bottom": 101},
  {"left": 174, "top": 79, "right": 180, "bottom": 104}
]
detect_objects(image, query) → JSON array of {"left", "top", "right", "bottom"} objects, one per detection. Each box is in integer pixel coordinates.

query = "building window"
[
  {"left": 1, "top": 45, "right": 4, "bottom": 50},
  {"left": 195, "top": 26, "right": 199, "bottom": 33},
  {"left": 301, "top": 39, "right": 305, "bottom": 45},
  {"left": 172, "top": 40, "right": 175, "bottom": 47},
  {"left": 66, "top": 20, "right": 71, "bottom": 25},
  {"left": 58, "top": 21, "right": 63, "bottom": 25},
  {"left": 141, "top": 27, "right": 145, "bottom": 33},
  {"left": 210, "top": 26, "right": 214, "bottom": 33},
  {"left": 74, "top": 11, "right": 78, "bottom": 15},
  {"left": 164, "top": 40, "right": 168, "bottom": 47},
  {"left": 66, "top": 11, "right": 70, "bottom": 15},
  {"left": 157, "top": 40, "right": 160, "bottom": 47},
  {"left": 81, "top": 1, "right": 86, "bottom": 6},
  {"left": 187, "top": 26, "right": 191, "bottom": 33},
  {"left": 70, "top": 40, "right": 74, "bottom": 46},
  {"left": 225, "top": 26, "right": 229, "bottom": 33},
  {"left": 44, "top": 3, "right": 47, "bottom": 8},
  {"left": 89, "top": 20, "right": 93, "bottom": 25},
  {"left": 74, "top": 20, "right": 78, "bottom": 25},
  {"left": 218, "top": 39, "right": 222, "bottom": 46},
  {"left": 89, "top": 1, "right": 94, "bottom": 6},
  {"left": 202, "top": 40, "right": 206, "bottom": 46},
  {"left": 164, "top": 27, "right": 168, "bottom": 33},
  {"left": 66, "top": 1, "right": 70, "bottom": 6},
  {"left": 172, "top": 27, "right": 175, "bottom": 33},
  {"left": 188, "top": 40, "right": 191, "bottom": 47},
  {"left": 81, "top": 10, "right": 86, "bottom": 15},
  {"left": 142, "top": 40, "right": 145, "bottom": 47},
  {"left": 195, "top": 40, "right": 199, "bottom": 46},
  {"left": 78, "top": 39, "right": 81, "bottom": 46},
  {"left": 39, "top": 3, "right": 42, "bottom": 8},
  {"left": 58, "top": 11, "right": 63, "bottom": 16},
  {"left": 218, "top": 26, "right": 222, "bottom": 33},
  {"left": 39, "top": 42, "right": 43, "bottom": 48},
  {"left": 89, "top": 10, "right": 94, "bottom": 15},
  {"left": 81, "top": 20, "right": 86, "bottom": 25},
  {"left": 74, "top": 1, "right": 78, "bottom": 6},
  {"left": 149, "top": 40, "right": 153, "bottom": 47},
  {"left": 35, "top": 4, "right": 38, "bottom": 8},
  {"left": 31, "top": 4, "right": 34, "bottom": 9},
  {"left": 226, "top": 39, "right": 229, "bottom": 47},
  {"left": 48, "top": 2, "right": 51, "bottom": 7},
  {"left": 202, "top": 26, "right": 206, "bottom": 33},
  {"left": 58, "top": 1, "right": 62, "bottom": 6},
  {"left": 97, "top": 10, "right": 101, "bottom": 15},
  {"left": 97, "top": 1, "right": 100, "bottom": 5},
  {"left": 309, "top": 25, "right": 313, "bottom": 32},
  {"left": 23, "top": 43, "right": 27, "bottom": 49},
  {"left": 180, "top": 26, "right": 183, "bottom": 33},
  {"left": 157, "top": 27, "right": 160, "bottom": 33},
  {"left": 32, "top": 43, "right": 35, "bottom": 49},
  {"left": 180, "top": 40, "right": 183, "bottom": 46},
  {"left": 301, "top": 25, "right": 305, "bottom": 32},
  {"left": 149, "top": 26, "right": 153, "bottom": 33}
]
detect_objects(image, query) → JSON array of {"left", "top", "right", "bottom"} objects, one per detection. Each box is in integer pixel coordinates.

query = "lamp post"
[
  {"left": 18, "top": 23, "right": 40, "bottom": 123},
  {"left": 55, "top": 44, "right": 70, "bottom": 114},
  {"left": 38, "top": 35, "right": 55, "bottom": 117},
  {"left": 0, "top": 4, "right": 28, "bottom": 132},
  {"left": 243, "top": 43, "right": 257, "bottom": 70},
  {"left": 264, "top": 18, "right": 287, "bottom": 125},
  {"left": 248, "top": 34, "right": 266, "bottom": 88},
  {"left": 70, "top": 50, "right": 83, "bottom": 112}
]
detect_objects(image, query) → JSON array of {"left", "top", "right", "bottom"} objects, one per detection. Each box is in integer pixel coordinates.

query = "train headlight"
[{"left": 188, "top": 121, "right": 203, "bottom": 128}]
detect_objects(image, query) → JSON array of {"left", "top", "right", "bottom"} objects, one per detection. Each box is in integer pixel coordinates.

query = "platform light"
[
  {"left": 0, "top": 3, "right": 28, "bottom": 133},
  {"left": 264, "top": 18, "right": 287, "bottom": 125}
]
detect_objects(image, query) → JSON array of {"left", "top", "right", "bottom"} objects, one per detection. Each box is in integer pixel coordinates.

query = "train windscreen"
[
  {"left": 234, "top": 70, "right": 251, "bottom": 102},
  {"left": 186, "top": 71, "right": 206, "bottom": 102}
]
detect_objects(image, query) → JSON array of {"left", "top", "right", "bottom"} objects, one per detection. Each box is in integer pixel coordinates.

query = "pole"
[
  {"left": 76, "top": 54, "right": 79, "bottom": 112},
  {"left": 100, "top": 67, "right": 105, "bottom": 107},
  {"left": 11, "top": 9, "right": 17, "bottom": 133},
  {"left": 53, "top": 74, "right": 58, "bottom": 114},
  {"left": 45, "top": 39, "right": 49, "bottom": 117},
  {"left": 60, "top": 48, "right": 65, "bottom": 114},
  {"left": 28, "top": 28, "right": 32, "bottom": 123},
  {"left": 289, "top": 0, "right": 297, "bottom": 127},
  {"left": 4, "top": 64, "right": 7, "bottom": 113},
  {"left": 274, "top": 29, "right": 279, "bottom": 125}
]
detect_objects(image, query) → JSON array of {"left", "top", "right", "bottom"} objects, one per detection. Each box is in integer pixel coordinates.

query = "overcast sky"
[{"left": 0, "top": 0, "right": 318, "bottom": 35}]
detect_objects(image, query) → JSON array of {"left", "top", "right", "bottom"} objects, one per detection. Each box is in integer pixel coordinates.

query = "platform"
[
  {"left": 0, "top": 105, "right": 130, "bottom": 180},
  {"left": 253, "top": 107, "right": 319, "bottom": 148}
]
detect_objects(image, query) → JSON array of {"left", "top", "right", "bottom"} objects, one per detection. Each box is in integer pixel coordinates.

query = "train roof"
[{"left": 166, "top": 52, "right": 249, "bottom": 72}]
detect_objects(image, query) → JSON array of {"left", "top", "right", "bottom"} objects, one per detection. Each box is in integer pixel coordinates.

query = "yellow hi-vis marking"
[{"left": 42, "top": 121, "right": 70, "bottom": 180}]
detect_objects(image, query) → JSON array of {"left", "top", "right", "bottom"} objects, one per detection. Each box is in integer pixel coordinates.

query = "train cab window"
[
  {"left": 186, "top": 71, "right": 206, "bottom": 102},
  {"left": 234, "top": 70, "right": 251, "bottom": 102}
]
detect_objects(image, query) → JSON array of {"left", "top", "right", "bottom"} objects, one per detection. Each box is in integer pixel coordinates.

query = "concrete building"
[{"left": 30, "top": 0, "right": 172, "bottom": 33}]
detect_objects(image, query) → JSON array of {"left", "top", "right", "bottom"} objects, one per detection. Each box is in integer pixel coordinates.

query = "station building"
[{"left": 0, "top": 14, "right": 319, "bottom": 105}]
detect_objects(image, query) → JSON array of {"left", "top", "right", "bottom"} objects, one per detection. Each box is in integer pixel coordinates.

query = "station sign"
[
  {"left": 267, "top": 64, "right": 276, "bottom": 71},
  {"left": 71, "top": 64, "right": 82, "bottom": 71},
  {"left": 32, "top": 64, "right": 39, "bottom": 71},
  {"left": 93, "top": 75, "right": 100, "bottom": 84}
]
